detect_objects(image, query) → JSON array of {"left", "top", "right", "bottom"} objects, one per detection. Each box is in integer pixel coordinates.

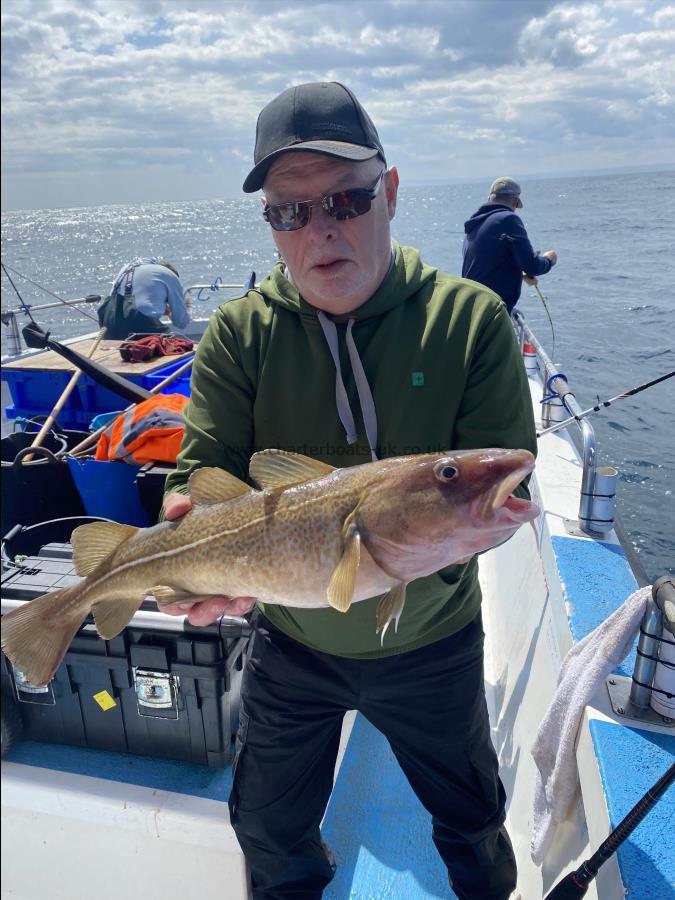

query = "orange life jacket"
[{"left": 95, "top": 393, "right": 188, "bottom": 465}]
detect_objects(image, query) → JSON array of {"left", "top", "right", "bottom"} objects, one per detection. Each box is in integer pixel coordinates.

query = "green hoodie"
[{"left": 165, "top": 244, "right": 537, "bottom": 658}]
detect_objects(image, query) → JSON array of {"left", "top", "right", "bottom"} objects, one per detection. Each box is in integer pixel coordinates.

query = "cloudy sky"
[{"left": 2, "top": 0, "right": 674, "bottom": 210}]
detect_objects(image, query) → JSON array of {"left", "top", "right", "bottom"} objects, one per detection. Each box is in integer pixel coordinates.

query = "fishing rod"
[
  {"left": 544, "top": 762, "right": 675, "bottom": 898},
  {"left": 534, "top": 282, "right": 556, "bottom": 360},
  {"left": 1, "top": 263, "right": 37, "bottom": 323},
  {"left": 537, "top": 370, "right": 675, "bottom": 438},
  {"left": 1, "top": 262, "right": 100, "bottom": 323}
]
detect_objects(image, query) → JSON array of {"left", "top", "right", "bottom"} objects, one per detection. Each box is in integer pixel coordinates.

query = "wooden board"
[{"left": 2, "top": 339, "right": 194, "bottom": 375}]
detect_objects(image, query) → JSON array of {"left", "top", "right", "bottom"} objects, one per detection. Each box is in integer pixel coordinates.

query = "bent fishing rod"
[
  {"left": 544, "top": 762, "right": 675, "bottom": 898},
  {"left": 533, "top": 282, "right": 556, "bottom": 360},
  {"left": 537, "top": 370, "right": 675, "bottom": 438}
]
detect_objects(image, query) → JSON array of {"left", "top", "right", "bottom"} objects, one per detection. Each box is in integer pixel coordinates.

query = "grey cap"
[
  {"left": 243, "top": 82, "right": 386, "bottom": 193},
  {"left": 489, "top": 176, "right": 523, "bottom": 208}
]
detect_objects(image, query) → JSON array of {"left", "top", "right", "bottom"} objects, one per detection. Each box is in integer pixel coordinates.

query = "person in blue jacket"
[
  {"left": 98, "top": 257, "right": 190, "bottom": 339},
  {"left": 462, "top": 177, "right": 557, "bottom": 313}
]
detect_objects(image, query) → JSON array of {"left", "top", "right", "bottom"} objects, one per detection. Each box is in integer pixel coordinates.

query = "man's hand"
[
  {"left": 543, "top": 250, "right": 557, "bottom": 266},
  {"left": 523, "top": 273, "right": 538, "bottom": 286},
  {"left": 160, "top": 492, "right": 257, "bottom": 625}
]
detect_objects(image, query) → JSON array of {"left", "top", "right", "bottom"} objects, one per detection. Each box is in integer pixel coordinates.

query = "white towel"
[{"left": 530, "top": 585, "right": 651, "bottom": 865}]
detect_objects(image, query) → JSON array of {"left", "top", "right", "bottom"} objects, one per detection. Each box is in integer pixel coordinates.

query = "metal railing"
[
  {"left": 1, "top": 277, "right": 258, "bottom": 356},
  {"left": 512, "top": 309, "right": 600, "bottom": 536}
]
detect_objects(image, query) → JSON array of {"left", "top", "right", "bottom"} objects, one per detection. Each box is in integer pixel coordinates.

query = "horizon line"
[{"left": 2, "top": 163, "right": 674, "bottom": 215}]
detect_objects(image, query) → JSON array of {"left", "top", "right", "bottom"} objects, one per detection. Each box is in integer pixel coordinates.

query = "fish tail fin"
[{"left": 1, "top": 584, "right": 86, "bottom": 687}]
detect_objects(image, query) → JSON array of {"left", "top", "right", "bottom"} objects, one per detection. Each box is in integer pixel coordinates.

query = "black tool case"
[{"left": 1, "top": 518, "right": 251, "bottom": 767}]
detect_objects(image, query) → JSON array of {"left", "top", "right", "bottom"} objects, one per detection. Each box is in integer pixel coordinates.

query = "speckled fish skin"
[{"left": 1, "top": 448, "right": 538, "bottom": 685}]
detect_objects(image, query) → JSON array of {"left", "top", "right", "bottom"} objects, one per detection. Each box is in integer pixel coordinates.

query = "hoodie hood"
[
  {"left": 464, "top": 203, "right": 514, "bottom": 236},
  {"left": 253, "top": 243, "right": 437, "bottom": 462},
  {"left": 257, "top": 242, "right": 437, "bottom": 323}
]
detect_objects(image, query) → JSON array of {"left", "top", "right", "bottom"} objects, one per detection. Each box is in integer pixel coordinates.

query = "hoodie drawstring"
[{"left": 317, "top": 311, "right": 379, "bottom": 461}]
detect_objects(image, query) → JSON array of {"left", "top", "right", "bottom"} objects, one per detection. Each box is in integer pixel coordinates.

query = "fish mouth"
[{"left": 481, "top": 460, "right": 539, "bottom": 525}]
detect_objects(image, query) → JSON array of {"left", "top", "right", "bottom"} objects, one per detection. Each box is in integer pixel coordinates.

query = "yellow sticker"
[{"left": 93, "top": 690, "right": 117, "bottom": 711}]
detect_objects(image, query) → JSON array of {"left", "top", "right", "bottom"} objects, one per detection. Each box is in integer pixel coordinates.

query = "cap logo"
[{"left": 311, "top": 121, "right": 351, "bottom": 134}]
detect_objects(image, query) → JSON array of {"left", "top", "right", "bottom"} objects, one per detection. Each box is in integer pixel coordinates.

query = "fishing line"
[
  {"left": 537, "top": 370, "right": 675, "bottom": 438},
  {"left": 534, "top": 282, "right": 556, "bottom": 359},
  {"left": 1, "top": 262, "right": 37, "bottom": 323},
  {"left": 1, "top": 262, "right": 100, "bottom": 323}
]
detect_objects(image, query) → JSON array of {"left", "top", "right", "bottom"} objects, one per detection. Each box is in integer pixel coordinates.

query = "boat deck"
[
  {"left": 2, "top": 344, "right": 673, "bottom": 900},
  {"left": 1, "top": 338, "right": 194, "bottom": 375}
]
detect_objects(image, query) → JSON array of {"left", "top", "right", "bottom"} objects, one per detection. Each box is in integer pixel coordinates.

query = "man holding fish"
[
  {"left": 162, "top": 83, "right": 536, "bottom": 899},
  {"left": 2, "top": 83, "right": 538, "bottom": 899}
]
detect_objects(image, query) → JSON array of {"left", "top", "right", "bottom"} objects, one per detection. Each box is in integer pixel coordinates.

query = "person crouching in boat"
[{"left": 97, "top": 257, "right": 190, "bottom": 340}]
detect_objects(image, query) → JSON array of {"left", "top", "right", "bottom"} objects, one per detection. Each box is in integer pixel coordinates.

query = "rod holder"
[
  {"left": 650, "top": 576, "right": 675, "bottom": 719},
  {"left": 579, "top": 465, "right": 617, "bottom": 534},
  {"left": 1, "top": 309, "right": 22, "bottom": 356},
  {"left": 540, "top": 392, "right": 568, "bottom": 428},
  {"left": 540, "top": 372, "right": 572, "bottom": 430},
  {"left": 629, "top": 577, "right": 675, "bottom": 718},
  {"left": 630, "top": 599, "right": 663, "bottom": 709},
  {"left": 522, "top": 341, "right": 539, "bottom": 375}
]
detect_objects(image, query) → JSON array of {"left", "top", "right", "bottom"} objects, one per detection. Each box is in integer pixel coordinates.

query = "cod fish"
[{"left": 1, "top": 448, "right": 538, "bottom": 686}]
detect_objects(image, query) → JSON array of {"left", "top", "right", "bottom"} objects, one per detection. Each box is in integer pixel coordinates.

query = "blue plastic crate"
[
  {"left": 2, "top": 403, "right": 92, "bottom": 432},
  {"left": 76, "top": 374, "right": 148, "bottom": 416},
  {"left": 144, "top": 363, "right": 192, "bottom": 398},
  {"left": 76, "top": 354, "right": 194, "bottom": 412},
  {"left": 2, "top": 355, "right": 194, "bottom": 430},
  {"left": 1, "top": 368, "right": 83, "bottom": 414}
]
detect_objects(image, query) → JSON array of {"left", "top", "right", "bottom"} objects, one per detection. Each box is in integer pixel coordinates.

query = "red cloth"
[{"left": 119, "top": 334, "right": 193, "bottom": 363}]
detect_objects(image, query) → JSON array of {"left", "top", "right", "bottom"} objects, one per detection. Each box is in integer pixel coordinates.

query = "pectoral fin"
[
  {"left": 326, "top": 514, "right": 360, "bottom": 613},
  {"left": 376, "top": 582, "right": 407, "bottom": 644},
  {"left": 149, "top": 585, "right": 190, "bottom": 604}
]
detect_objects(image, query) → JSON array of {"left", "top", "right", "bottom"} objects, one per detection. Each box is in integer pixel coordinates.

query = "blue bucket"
[
  {"left": 66, "top": 457, "right": 149, "bottom": 527},
  {"left": 89, "top": 410, "right": 122, "bottom": 432}
]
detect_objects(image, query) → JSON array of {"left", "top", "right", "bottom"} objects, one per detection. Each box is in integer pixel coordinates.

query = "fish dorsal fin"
[
  {"left": 326, "top": 512, "right": 361, "bottom": 613},
  {"left": 71, "top": 521, "right": 138, "bottom": 577},
  {"left": 188, "top": 467, "right": 253, "bottom": 506},
  {"left": 249, "top": 450, "right": 335, "bottom": 490}
]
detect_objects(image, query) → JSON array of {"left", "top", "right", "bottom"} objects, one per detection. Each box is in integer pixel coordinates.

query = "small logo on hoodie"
[{"left": 411, "top": 372, "right": 425, "bottom": 387}]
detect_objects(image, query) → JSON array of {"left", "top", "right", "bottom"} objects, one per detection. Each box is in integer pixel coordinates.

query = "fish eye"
[{"left": 434, "top": 462, "right": 458, "bottom": 482}]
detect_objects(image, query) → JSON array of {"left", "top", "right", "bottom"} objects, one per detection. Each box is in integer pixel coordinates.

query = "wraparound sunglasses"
[{"left": 262, "top": 170, "right": 386, "bottom": 232}]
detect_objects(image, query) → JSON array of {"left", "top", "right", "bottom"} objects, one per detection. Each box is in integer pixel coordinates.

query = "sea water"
[{"left": 2, "top": 169, "right": 673, "bottom": 579}]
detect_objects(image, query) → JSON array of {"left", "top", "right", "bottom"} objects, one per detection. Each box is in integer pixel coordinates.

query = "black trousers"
[{"left": 229, "top": 614, "right": 517, "bottom": 900}]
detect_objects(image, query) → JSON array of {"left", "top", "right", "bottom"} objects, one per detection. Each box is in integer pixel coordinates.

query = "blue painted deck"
[
  {"left": 4, "top": 532, "right": 671, "bottom": 899},
  {"left": 551, "top": 534, "right": 639, "bottom": 677},
  {"left": 590, "top": 721, "right": 674, "bottom": 899},
  {"left": 5, "top": 717, "right": 453, "bottom": 899},
  {"left": 323, "top": 714, "right": 452, "bottom": 899},
  {"left": 554, "top": 533, "right": 674, "bottom": 899}
]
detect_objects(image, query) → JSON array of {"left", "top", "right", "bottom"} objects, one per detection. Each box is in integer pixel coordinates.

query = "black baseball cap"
[{"left": 242, "top": 82, "right": 386, "bottom": 193}]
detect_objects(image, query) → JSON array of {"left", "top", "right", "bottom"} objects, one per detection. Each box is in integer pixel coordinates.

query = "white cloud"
[{"left": 1, "top": 0, "right": 674, "bottom": 210}]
